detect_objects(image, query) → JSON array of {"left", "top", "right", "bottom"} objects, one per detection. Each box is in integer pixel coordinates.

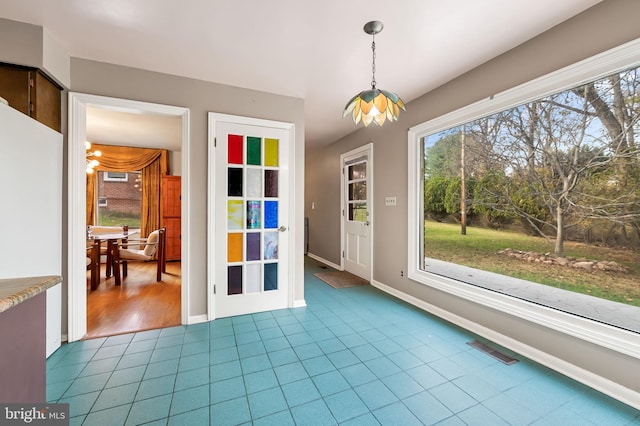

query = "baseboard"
[
  {"left": 187, "top": 314, "right": 208, "bottom": 325},
  {"left": 292, "top": 299, "right": 307, "bottom": 308},
  {"left": 306, "top": 253, "right": 341, "bottom": 271},
  {"left": 370, "top": 278, "right": 640, "bottom": 411}
]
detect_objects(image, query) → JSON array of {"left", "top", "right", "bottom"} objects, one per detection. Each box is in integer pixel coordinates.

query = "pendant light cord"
[{"left": 370, "top": 33, "right": 377, "bottom": 89}]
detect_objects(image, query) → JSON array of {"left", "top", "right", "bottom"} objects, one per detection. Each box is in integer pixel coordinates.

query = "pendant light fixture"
[{"left": 343, "top": 20, "right": 405, "bottom": 127}]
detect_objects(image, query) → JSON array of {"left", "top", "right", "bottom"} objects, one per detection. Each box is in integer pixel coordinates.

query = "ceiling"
[{"left": 0, "top": 0, "right": 602, "bottom": 149}]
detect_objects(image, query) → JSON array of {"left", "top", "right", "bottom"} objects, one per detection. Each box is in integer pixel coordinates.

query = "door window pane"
[
  {"left": 265, "top": 170, "right": 278, "bottom": 197},
  {"left": 228, "top": 134, "right": 243, "bottom": 164},
  {"left": 247, "top": 136, "right": 261, "bottom": 165},
  {"left": 264, "top": 263, "right": 277, "bottom": 291},
  {"left": 247, "top": 200, "right": 261, "bottom": 229},
  {"left": 348, "top": 203, "right": 367, "bottom": 222},
  {"left": 228, "top": 168, "right": 243, "bottom": 196},
  {"left": 228, "top": 266, "right": 242, "bottom": 295},
  {"left": 349, "top": 182, "right": 366, "bottom": 201},
  {"left": 348, "top": 163, "right": 366, "bottom": 180}
]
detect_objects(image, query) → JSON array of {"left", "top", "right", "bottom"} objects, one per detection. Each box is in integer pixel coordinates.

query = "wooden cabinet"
[
  {"left": 0, "top": 63, "right": 62, "bottom": 132},
  {"left": 161, "top": 175, "right": 181, "bottom": 261}
]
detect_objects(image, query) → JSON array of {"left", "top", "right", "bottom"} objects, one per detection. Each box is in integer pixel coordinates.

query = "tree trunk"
[{"left": 555, "top": 204, "right": 565, "bottom": 256}]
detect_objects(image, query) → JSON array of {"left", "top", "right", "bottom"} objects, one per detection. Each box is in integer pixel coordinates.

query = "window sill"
[{"left": 408, "top": 261, "right": 640, "bottom": 360}]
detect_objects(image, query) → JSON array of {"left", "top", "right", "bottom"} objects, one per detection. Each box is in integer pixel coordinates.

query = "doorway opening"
[{"left": 68, "top": 93, "right": 190, "bottom": 342}]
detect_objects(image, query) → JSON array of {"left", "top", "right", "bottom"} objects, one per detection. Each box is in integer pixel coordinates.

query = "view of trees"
[{"left": 423, "top": 65, "right": 640, "bottom": 256}]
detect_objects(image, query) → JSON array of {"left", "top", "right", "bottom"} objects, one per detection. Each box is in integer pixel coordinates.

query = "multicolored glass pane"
[
  {"left": 228, "top": 168, "right": 243, "bottom": 197},
  {"left": 247, "top": 201, "right": 261, "bottom": 229},
  {"left": 264, "top": 170, "right": 278, "bottom": 197},
  {"left": 227, "top": 233, "right": 243, "bottom": 262},
  {"left": 228, "top": 200, "right": 243, "bottom": 230},
  {"left": 264, "top": 201, "right": 278, "bottom": 229},
  {"left": 264, "top": 263, "right": 277, "bottom": 291},
  {"left": 225, "top": 132, "right": 281, "bottom": 297},
  {"left": 228, "top": 134, "right": 243, "bottom": 164},
  {"left": 247, "top": 136, "right": 261, "bottom": 165},
  {"left": 228, "top": 266, "right": 242, "bottom": 295},
  {"left": 246, "top": 232, "right": 261, "bottom": 261},
  {"left": 264, "top": 138, "right": 279, "bottom": 166}
]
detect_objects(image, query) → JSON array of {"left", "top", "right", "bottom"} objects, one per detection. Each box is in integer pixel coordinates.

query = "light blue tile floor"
[{"left": 47, "top": 258, "right": 640, "bottom": 425}]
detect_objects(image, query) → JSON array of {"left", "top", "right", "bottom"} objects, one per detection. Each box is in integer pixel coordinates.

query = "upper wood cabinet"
[{"left": 0, "top": 63, "right": 62, "bottom": 132}]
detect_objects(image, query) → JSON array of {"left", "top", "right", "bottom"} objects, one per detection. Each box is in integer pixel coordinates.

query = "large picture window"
[{"left": 408, "top": 40, "right": 640, "bottom": 336}]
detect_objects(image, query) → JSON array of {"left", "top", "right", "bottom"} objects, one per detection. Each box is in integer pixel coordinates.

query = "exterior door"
[
  {"left": 210, "top": 114, "right": 290, "bottom": 318},
  {"left": 342, "top": 144, "right": 372, "bottom": 280}
]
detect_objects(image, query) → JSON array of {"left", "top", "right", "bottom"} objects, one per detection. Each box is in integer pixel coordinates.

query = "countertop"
[{"left": 0, "top": 276, "right": 62, "bottom": 314}]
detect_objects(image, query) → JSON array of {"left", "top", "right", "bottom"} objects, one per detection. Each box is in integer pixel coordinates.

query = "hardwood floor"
[{"left": 86, "top": 261, "right": 181, "bottom": 339}]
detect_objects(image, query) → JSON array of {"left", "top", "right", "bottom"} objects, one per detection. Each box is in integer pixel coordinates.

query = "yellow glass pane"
[
  {"left": 265, "top": 138, "right": 279, "bottom": 167},
  {"left": 228, "top": 233, "right": 243, "bottom": 262}
]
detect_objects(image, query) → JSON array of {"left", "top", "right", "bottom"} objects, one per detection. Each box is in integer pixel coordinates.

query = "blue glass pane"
[
  {"left": 264, "top": 263, "right": 277, "bottom": 291},
  {"left": 264, "top": 201, "right": 278, "bottom": 229}
]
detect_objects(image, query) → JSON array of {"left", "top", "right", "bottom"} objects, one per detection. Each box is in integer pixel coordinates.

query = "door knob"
[{"left": 278, "top": 226, "right": 287, "bottom": 232}]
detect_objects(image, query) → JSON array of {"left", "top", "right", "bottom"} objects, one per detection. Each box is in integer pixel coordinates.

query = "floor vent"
[{"left": 467, "top": 340, "right": 519, "bottom": 365}]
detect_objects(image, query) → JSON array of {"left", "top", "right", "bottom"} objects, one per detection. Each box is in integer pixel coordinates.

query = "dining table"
[{"left": 87, "top": 231, "right": 129, "bottom": 290}]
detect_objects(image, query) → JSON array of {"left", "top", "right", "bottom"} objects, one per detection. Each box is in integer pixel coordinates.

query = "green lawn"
[
  {"left": 424, "top": 220, "right": 640, "bottom": 307},
  {"left": 98, "top": 212, "right": 140, "bottom": 228}
]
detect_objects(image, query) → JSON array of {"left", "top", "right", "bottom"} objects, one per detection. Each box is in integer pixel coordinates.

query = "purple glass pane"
[
  {"left": 264, "top": 170, "right": 278, "bottom": 197},
  {"left": 228, "top": 265, "right": 242, "bottom": 295},
  {"left": 264, "top": 201, "right": 278, "bottom": 229},
  {"left": 246, "top": 232, "right": 261, "bottom": 261}
]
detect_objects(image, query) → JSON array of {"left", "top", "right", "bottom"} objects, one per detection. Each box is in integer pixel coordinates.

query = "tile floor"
[{"left": 47, "top": 258, "right": 640, "bottom": 425}]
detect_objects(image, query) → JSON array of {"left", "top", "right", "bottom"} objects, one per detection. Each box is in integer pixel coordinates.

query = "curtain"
[{"left": 86, "top": 144, "right": 169, "bottom": 238}]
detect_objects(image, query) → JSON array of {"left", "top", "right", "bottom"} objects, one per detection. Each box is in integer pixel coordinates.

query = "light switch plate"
[{"left": 385, "top": 197, "right": 397, "bottom": 206}]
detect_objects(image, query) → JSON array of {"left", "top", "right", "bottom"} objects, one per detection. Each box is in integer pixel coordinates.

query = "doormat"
[{"left": 314, "top": 270, "right": 369, "bottom": 289}]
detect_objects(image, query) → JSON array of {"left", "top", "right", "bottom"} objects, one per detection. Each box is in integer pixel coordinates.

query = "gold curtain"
[{"left": 86, "top": 144, "right": 169, "bottom": 237}]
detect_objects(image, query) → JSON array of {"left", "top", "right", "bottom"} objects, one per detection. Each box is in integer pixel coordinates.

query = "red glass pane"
[{"left": 228, "top": 134, "right": 243, "bottom": 164}]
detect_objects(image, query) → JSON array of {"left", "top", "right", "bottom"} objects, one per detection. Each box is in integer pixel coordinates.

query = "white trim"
[
  {"left": 340, "top": 143, "right": 374, "bottom": 281},
  {"left": 67, "top": 92, "right": 190, "bottom": 342},
  {"left": 306, "top": 252, "right": 342, "bottom": 271},
  {"left": 188, "top": 314, "right": 208, "bottom": 325},
  {"left": 370, "top": 278, "right": 640, "bottom": 411},
  {"left": 292, "top": 299, "right": 307, "bottom": 308},
  {"left": 207, "top": 112, "right": 296, "bottom": 320}
]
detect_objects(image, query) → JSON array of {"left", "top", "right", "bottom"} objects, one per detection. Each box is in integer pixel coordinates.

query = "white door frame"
[
  {"left": 207, "top": 113, "right": 296, "bottom": 320},
  {"left": 340, "top": 143, "right": 374, "bottom": 280},
  {"left": 67, "top": 92, "right": 190, "bottom": 342}
]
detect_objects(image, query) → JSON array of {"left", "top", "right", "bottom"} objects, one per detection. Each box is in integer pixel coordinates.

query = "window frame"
[
  {"left": 407, "top": 38, "right": 640, "bottom": 358},
  {"left": 104, "top": 171, "right": 128, "bottom": 182}
]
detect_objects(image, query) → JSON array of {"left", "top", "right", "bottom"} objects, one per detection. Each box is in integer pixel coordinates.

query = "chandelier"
[
  {"left": 343, "top": 21, "right": 405, "bottom": 127},
  {"left": 85, "top": 141, "right": 101, "bottom": 174}
]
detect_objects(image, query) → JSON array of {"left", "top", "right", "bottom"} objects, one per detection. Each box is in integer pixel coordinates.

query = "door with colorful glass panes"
[{"left": 214, "top": 121, "right": 289, "bottom": 318}]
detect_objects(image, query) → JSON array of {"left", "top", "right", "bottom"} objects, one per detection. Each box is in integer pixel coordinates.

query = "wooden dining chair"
[{"left": 116, "top": 227, "right": 166, "bottom": 281}]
